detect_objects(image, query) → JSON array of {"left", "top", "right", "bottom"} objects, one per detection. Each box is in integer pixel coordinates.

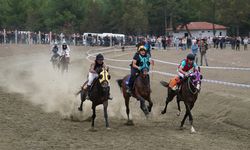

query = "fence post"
[
  {"left": 38, "top": 31, "right": 42, "bottom": 44},
  {"left": 28, "top": 31, "right": 30, "bottom": 44},
  {"left": 110, "top": 35, "right": 112, "bottom": 47},
  {"left": 49, "top": 31, "right": 52, "bottom": 44},
  {"left": 3, "top": 29, "right": 6, "bottom": 44},
  {"left": 73, "top": 33, "right": 76, "bottom": 46},
  {"left": 15, "top": 30, "right": 18, "bottom": 44}
]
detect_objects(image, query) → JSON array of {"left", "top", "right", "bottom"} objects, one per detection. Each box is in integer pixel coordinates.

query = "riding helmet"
[
  {"left": 138, "top": 45, "right": 146, "bottom": 52},
  {"left": 187, "top": 53, "right": 195, "bottom": 61},
  {"left": 96, "top": 54, "right": 104, "bottom": 61}
]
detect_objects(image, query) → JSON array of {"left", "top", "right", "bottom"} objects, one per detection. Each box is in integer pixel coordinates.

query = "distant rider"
[{"left": 50, "top": 41, "right": 60, "bottom": 61}]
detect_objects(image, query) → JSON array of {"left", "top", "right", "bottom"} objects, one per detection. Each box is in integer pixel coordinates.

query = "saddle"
[
  {"left": 126, "top": 74, "right": 150, "bottom": 94},
  {"left": 125, "top": 74, "right": 139, "bottom": 92}
]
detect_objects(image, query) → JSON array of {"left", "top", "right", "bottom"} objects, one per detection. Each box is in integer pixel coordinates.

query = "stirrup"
[{"left": 126, "top": 88, "right": 131, "bottom": 94}]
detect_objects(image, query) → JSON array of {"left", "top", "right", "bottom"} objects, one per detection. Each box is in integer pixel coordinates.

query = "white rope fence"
[{"left": 86, "top": 48, "right": 250, "bottom": 88}]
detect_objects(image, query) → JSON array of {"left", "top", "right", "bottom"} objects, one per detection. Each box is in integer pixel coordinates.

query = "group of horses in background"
[
  {"left": 51, "top": 55, "right": 69, "bottom": 73},
  {"left": 74, "top": 62, "right": 202, "bottom": 133}
]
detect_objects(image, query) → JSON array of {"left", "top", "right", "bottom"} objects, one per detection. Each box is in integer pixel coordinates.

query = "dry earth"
[{"left": 0, "top": 44, "right": 249, "bottom": 150}]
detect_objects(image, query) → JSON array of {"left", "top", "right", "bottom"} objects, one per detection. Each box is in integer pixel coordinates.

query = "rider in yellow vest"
[{"left": 84, "top": 54, "right": 112, "bottom": 100}]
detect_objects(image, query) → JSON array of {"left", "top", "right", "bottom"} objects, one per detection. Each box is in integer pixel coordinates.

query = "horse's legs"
[
  {"left": 147, "top": 97, "right": 153, "bottom": 113},
  {"left": 61, "top": 64, "right": 64, "bottom": 74},
  {"left": 65, "top": 63, "right": 68, "bottom": 72},
  {"left": 139, "top": 98, "right": 149, "bottom": 116},
  {"left": 91, "top": 105, "right": 96, "bottom": 128},
  {"left": 161, "top": 98, "right": 169, "bottom": 114},
  {"left": 135, "top": 88, "right": 149, "bottom": 116},
  {"left": 103, "top": 101, "right": 109, "bottom": 128},
  {"left": 125, "top": 97, "right": 130, "bottom": 121},
  {"left": 78, "top": 90, "right": 86, "bottom": 111},
  {"left": 187, "top": 103, "right": 196, "bottom": 133},
  {"left": 176, "top": 96, "right": 181, "bottom": 116},
  {"left": 180, "top": 103, "right": 196, "bottom": 133},
  {"left": 180, "top": 110, "right": 188, "bottom": 128},
  {"left": 161, "top": 89, "right": 176, "bottom": 114}
]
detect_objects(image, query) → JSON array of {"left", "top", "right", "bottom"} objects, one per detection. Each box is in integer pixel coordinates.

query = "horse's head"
[
  {"left": 189, "top": 69, "right": 202, "bottom": 91},
  {"left": 139, "top": 67, "right": 149, "bottom": 78},
  {"left": 98, "top": 68, "right": 111, "bottom": 93}
]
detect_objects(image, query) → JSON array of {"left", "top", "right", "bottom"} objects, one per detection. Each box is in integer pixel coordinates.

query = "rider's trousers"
[{"left": 87, "top": 72, "right": 98, "bottom": 86}]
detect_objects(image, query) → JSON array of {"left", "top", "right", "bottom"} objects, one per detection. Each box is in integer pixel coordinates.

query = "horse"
[
  {"left": 59, "top": 55, "right": 70, "bottom": 73},
  {"left": 160, "top": 69, "right": 202, "bottom": 133},
  {"left": 117, "top": 68, "right": 153, "bottom": 125},
  {"left": 51, "top": 55, "right": 60, "bottom": 70},
  {"left": 76, "top": 68, "right": 111, "bottom": 130}
]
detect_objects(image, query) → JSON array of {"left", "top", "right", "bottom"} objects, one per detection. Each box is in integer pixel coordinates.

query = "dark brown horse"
[
  {"left": 160, "top": 70, "right": 202, "bottom": 133},
  {"left": 59, "top": 55, "right": 70, "bottom": 73},
  {"left": 51, "top": 55, "right": 60, "bottom": 70},
  {"left": 117, "top": 68, "right": 153, "bottom": 125},
  {"left": 76, "top": 69, "right": 111, "bottom": 130}
]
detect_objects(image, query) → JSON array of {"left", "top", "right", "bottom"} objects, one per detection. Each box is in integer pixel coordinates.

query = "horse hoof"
[
  {"left": 190, "top": 130, "right": 196, "bottom": 134},
  {"left": 78, "top": 107, "right": 83, "bottom": 111},
  {"left": 179, "top": 126, "right": 185, "bottom": 130},
  {"left": 106, "top": 127, "right": 111, "bottom": 130},
  {"left": 84, "top": 116, "right": 92, "bottom": 122},
  {"left": 161, "top": 110, "right": 166, "bottom": 114},
  {"left": 125, "top": 120, "right": 134, "bottom": 126},
  {"left": 190, "top": 126, "right": 196, "bottom": 134},
  {"left": 147, "top": 106, "right": 152, "bottom": 112},
  {"left": 89, "top": 127, "right": 97, "bottom": 132}
]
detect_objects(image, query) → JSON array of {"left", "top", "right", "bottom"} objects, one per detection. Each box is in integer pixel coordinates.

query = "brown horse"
[
  {"left": 59, "top": 55, "right": 70, "bottom": 73},
  {"left": 160, "top": 70, "right": 202, "bottom": 133},
  {"left": 76, "top": 69, "right": 111, "bottom": 130},
  {"left": 51, "top": 55, "right": 60, "bottom": 70},
  {"left": 117, "top": 68, "right": 153, "bottom": 125}
]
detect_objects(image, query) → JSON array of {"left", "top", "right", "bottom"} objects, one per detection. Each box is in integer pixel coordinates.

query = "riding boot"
[
  {"left": 126, "top": 85, "right": 131, "bottom": 94},
  {"left": 127, "top": 76, "right": 135, "bottom": 94}
]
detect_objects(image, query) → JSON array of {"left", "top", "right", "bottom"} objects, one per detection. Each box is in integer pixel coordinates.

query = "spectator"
[
  {"left": 243, "top": 37, "right": 248, "bottom": 50},
  {"left": 199, "top": 39, "right": 208, "bottom": 66},
  {"left": 191, "top": 40, "right": 199, "bottom": 64},
  {"left": 236, "top": 37, "right": 241, "bottom": 51}
]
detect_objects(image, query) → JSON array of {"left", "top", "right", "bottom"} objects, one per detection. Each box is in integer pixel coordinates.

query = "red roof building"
[
  {"left": 176, "top": 22, "right": 227, "bottom": 31},
  {"left": 172, "top": 22, "right": 227, "bottom": 38}
]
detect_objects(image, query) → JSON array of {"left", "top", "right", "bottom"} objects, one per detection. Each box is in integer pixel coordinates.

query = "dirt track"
[{"left": 0, "top": 45, "right": 249, "bottom": 150}]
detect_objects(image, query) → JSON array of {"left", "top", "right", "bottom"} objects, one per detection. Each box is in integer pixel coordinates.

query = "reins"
[{"left": 187, "top": 77, "right": 198, "bottom": 95}]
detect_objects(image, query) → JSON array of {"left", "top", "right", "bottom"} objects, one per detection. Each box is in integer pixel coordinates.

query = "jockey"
[
  {"left": 60, "top": 41, "right": 70, "bottom": 58},
  {"left": 178, "top": 53, "right": 198, "bottom": 79},
  {"left": 50, "top": 41, "right": 60, "bottom": 61},
  {"left": 85, "top": 54, "right": 112, "bottom": 100},
  {"left": 169, "top": 53, "right": 199, "bottom": 90},
  {"left": 127, "top": 45, "right": 152, "bottom": 93}
]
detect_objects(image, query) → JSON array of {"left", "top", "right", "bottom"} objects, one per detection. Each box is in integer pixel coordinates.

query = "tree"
[{"left": 121, "top": 0, "right": 148, "bottom": 35}]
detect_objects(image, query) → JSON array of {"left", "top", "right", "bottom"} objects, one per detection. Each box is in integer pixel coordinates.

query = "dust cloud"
[{"left": 0, "top": 46, "right": 137, "bottom": 120}]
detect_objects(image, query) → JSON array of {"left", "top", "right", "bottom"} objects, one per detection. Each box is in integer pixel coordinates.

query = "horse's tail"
[
  {"left": 160, "top": 80, "right": 169, "bottom": 88},
  {"left": 75, "top": 89, "right": 82, "bottom": 96},
  {"left": 116, "top": 79, "right": 123, "bottom": 91}
]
